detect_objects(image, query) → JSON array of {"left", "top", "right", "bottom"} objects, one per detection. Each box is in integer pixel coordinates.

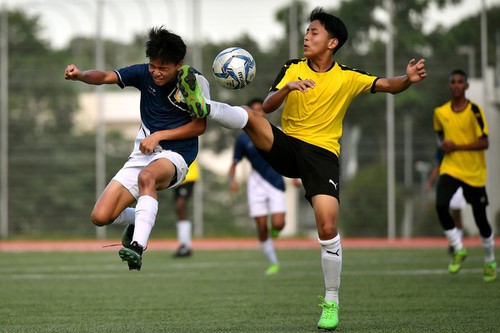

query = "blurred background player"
[
  {"left": 172, "top": 158, "right": 199, "bottom": 258},
  {"left": 228, "top": 98, "right": 286, "bottom": 275},
  {"left": 426, "top": 148, "right": 465, "bottom": 253},
  {"left": 433, "top": 69, "right": 496, "bottom": 282}
]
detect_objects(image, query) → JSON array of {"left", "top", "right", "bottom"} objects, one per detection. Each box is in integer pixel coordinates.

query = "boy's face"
[
  {"left": 303, "top": 20, "right": 338, "bottom": 58},
  {"left": 148, "top": 59, "right": 183, "bottom": 86},
  {"left": 448, "top": 74, "right": 468, "bottom": 99}
]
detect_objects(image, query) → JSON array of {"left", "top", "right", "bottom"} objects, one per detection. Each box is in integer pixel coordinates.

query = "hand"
[
  {"left": 139, "top": 133, "right": 160, "bottom": 154},
  {"left": 406, "top": 58, "right": 426, "bottom": 83},
  {"left": 65, "top": 64, "right": 81, "bottom": 80},
  {"left": 287, "top": 79, "right": 316, "bottom": 93},
  {"left": 441, "top": 140, "right": 457, "bottom": 153},
  {"left": 230, "top": 180, "right": 239, "bottom": 192}
]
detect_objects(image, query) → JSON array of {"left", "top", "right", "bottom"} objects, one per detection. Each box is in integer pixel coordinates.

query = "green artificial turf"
[{"left": 0, "top": 248, "right": 498, "bottom": 332}]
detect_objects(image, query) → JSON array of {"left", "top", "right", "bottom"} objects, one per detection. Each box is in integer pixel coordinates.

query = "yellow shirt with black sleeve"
[
  {"left": 181, "top": 158, "right": 199, "bottom": 184},
  {"left": 433, "top": 101, "right": 488, "bottom": 187},
  {"left": 271, "top": 58, "right": 378, "bottom": 157}
]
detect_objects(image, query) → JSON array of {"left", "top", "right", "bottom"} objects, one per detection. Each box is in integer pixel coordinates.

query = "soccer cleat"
[
  {"left": 172, "top": 244, "right": 192, "bottom": 258},
  {"left": 119, "top": 241, "right": 143, "bottom": 271},
  {"left": 317, "top": 296, "right": 339, "bottom": 330},
  {"left": 448, "top": 248, "right": 467, "bottom": 274},
  {"left": 177, "top": 65, "right": 210, "bottom": 119},
  {"left": 270, "top": 226, "right": 280, "bottom": 239},
  {"left": 483, "top": 261, "right": 497, "bottom": 282},
  {"left": 265, "top": 263, "right": 280, "bottom": 275},
  {"left": 121, "top": 224, "right": 135, "bottom": 247}
]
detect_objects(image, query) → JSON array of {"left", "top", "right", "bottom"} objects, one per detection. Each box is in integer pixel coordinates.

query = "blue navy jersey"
[
  {"left": 115, "top": 63, "right": 197, "bottom": 165},
  {"left": 233, "top": 132, "right": 285, "bottom": 191}
]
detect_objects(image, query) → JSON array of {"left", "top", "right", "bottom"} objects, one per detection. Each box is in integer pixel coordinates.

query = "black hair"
[
  {"left": 246, "top": 97, "right": 264, "bottom": 107},
  {"left": 449, "top": 69, "right": 468, "bottom": 83},
  {"left": 309, "top": 7, "right": 348, "bottom": 54},
  {"left": 146, "top": 27, "right": 186, "bottom": 64}
]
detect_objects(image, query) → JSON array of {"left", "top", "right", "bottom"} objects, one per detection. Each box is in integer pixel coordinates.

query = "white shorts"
[
  {"left": 247, "top": 170, "right": 286, "bottom": 217},
  {"left": 112, "top": 124, "right": 189, "bottom": 199},
  {"left": 449, "top": 187, "right": 466, "bottom": 210}
]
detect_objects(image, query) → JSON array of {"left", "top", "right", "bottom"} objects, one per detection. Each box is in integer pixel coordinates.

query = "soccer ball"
[{"left": 212, "top": 47, "right": 256, "bottom": 90}]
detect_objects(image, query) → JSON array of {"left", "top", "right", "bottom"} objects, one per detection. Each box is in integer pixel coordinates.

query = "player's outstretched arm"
[
  {"left": 64, "top": 64, "right": 118, "bottom": 85},
  {"left": 375, "top": 58, "right": 426, "bottom": 94}
]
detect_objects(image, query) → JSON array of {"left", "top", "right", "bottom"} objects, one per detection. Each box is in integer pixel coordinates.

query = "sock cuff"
[
  {"left": 482, "top": 233, "right": 494, "bottom": 243},
  {"left": 317, "top": 234, "right": 340, "bottom": 247}
]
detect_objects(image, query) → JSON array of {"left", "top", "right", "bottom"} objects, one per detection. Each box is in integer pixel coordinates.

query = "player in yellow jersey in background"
[
  {"left": 172, "top": 159, "right": 199, "bottom": 257},
  {"left": 176, "top": 7, "right": 426, "bottom": 330},
  {"left": 433, "top": 69, "right": 496, "bottom": 282}
]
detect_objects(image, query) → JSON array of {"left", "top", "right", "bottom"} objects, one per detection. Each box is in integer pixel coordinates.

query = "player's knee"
[
  {"left": 317, "top": 224, "right": 337, "bottom": 240},
  {"left": 137, "top": 169, "right": 156, "bottom": 188},
  {"left": 90, "top": 211, "right": 111, "bottom": 227}
]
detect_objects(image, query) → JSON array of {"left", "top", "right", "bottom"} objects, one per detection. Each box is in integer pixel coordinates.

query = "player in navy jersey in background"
[
  {"left": 229, "top": 98, "right": 290, "bottom": 275},
  {"left": 64, "top": 27, "right": 207, "bottom": 271}
]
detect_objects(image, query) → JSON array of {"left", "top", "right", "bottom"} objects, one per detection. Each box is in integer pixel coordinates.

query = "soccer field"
[{"left": 0, "top": 247, "right": 498, "bottom": 333}]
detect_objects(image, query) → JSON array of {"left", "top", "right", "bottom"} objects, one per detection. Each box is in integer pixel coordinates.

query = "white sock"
[
  {"left": 482, "top": 234, "right": 496, "bottom": 263},
  {"left": 207, "top": 101, "right": 248, "bottom": 129},
  {"left": 318, "top": 235, "right": 342, "bottom": 305},
  {"left": 133, "top": 195, "right": 158, "bottom": 248},
  {"left": 444, "top": 228, "right": 463, "bottom": 251},
  {"left": 111, "top": 207, "right": 135, "bottom": 225},
  {"left": 177, "top": 220, "right": 192, "bottom": 248},
  {"left": 457, "top": 228, "right": 463, "bottom": 239},
  {"left": 260, "top": 238, "right": 279, "bottom": 265}
]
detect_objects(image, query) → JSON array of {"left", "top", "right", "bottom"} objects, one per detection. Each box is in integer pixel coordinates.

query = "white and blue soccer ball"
[{"left": 212, "top": 47, "right": 256, "bottom": 90}]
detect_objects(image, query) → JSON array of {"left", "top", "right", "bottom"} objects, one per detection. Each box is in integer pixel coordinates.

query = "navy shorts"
[{"left": 258, "top": 125, "right": 340, "bottom": 204}]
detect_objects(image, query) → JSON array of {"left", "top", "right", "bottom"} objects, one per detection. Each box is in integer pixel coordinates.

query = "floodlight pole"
[
  {"left": 0, "top": 6, "right": 9, "bottom": 239},
  {"left": 385, "top": 0, "right": 396, "bottom": 240},
  {"left": 192, "top": 0, "right": 204, "bottom": 238},
  {"left": 95, "top": 0, "right": 106, "bottom": 239}
]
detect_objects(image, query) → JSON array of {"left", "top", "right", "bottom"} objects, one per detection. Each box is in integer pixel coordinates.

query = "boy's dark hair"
[
  {"left": 246, "top": 97, "right": 264, "bottom": 107},
  {"left": 146, "top": 27, "right": 186, "bottom": 64},
  {"left": 309, "top": 7, "right": 348, "bottom": 54},
  {"left": 449, "top": 69, "right": 468, "bottom": 83}
]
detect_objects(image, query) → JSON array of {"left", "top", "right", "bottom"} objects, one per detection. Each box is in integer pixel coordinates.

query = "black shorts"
[
  {"left": 174, "top": 181, "right": 195, "bottom": 200},
  {"left": 436, "top": 174, "right": 489, "bottom": 207},
  {"left": 258, "top": 125, "right": 340, "bottom": 203}
]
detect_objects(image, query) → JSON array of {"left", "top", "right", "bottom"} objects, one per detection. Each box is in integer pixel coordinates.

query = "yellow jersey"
[
  {"left": 433, "top": 101, "right": 488, "bottom": 187},
  {"left": 182, "top": 159, "right": 199, "bottom": 184},
  {"left": 271, "top": 58, "right": 377, "bottom": 157}
]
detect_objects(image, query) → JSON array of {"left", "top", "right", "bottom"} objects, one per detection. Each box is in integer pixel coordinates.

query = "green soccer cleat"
[
  {"left": 119, "top": 241, "right": 143, "bottom": 271},
  {"left": 448, "top": 248, "right": 467, "bottom": 274},
  {"left": 270, "top": 226, "right": 280, "bottom": 239},
  {"left": 483, "top": 261, "right": 497, "bottom": 282},
  {"left": 265, "top": 263, "right": 280, "bottom": 275},
  {"left": 177, "top": 65, "right": 210, "bottom": 119},
  {"left": 121, "top": 224, "right": 135, "bottom": 247},
  {"left": 317, "top": 296, "right": 339, "bottom": 330}
]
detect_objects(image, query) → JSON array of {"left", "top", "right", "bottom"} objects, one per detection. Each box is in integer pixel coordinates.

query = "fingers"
[
  {"left": 64, "top": 64, "right": 78, "bottom": 80},
  {"left": 293, "top": 79, "right": 316, "bottom": 93},
  {"left": 408, "top": 58, "right": 427, "bottom": 80}
]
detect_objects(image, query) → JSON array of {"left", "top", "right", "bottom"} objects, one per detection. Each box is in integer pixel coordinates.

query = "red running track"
[{"left": 0, "top": 237, "right": 496, "bottom": 252}]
